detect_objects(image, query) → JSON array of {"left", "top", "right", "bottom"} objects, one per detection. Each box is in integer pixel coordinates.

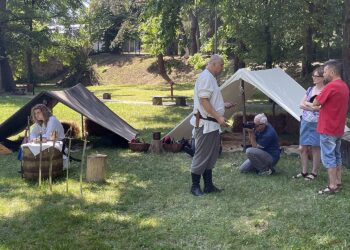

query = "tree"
[
  {"left": 189, "top": 8, "right": 200, "bottom": 55},
  {"left": 88, "top": 0, "right": 145, "bottom": 53},
  {"left": 0, "top": 0, "right": 15, "bottom": 92},
  {"left": 140, "top": 0, "right": 186, "bottom": 90},
  {"left": 4, "top": 0, "right": 84, "bottom": 85}
]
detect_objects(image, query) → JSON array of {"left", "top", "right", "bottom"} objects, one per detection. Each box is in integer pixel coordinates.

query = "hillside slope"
[{"left": 91, "top": 53, "right": 200, "bottom": 85}]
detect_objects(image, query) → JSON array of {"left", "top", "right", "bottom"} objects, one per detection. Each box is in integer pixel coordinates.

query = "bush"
[{"left": 188, "top": 53, "right": 208, "bottom": 70}]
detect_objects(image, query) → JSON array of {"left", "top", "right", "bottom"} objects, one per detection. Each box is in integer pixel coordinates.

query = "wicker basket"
[
  {"left": 162, "top": 143, "right": 183, "bottom": 153},
  {"left": 128, "top": 142, "right": 150, "bottom": 152}
]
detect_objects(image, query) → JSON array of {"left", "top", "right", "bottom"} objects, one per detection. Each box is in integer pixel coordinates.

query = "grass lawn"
[{"left": 1, "top": 84, "right": 350, "bottom": 249}]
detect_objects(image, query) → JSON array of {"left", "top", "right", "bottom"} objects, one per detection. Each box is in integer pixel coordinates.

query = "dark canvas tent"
[{"left": 0, "top": 84, "right": 138, "bottom": 143}]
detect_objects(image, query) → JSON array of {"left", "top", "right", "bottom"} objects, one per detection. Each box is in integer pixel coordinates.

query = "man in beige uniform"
[{"left": 189, "top": 54, "right": 235, "bottom": 196}]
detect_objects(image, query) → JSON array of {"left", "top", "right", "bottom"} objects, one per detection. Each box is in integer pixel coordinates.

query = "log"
[
  {"left": 149, "top": 139, "right": 163, "bottom": 154},
  {"left": 86, "top": 154, "right": 107, "bottom": 182}
]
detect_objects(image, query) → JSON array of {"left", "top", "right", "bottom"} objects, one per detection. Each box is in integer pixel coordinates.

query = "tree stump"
[
  {"left": 152, "top": 96, "right": 163, "bottom": 105},
  {"left": 86, "top": 154, "right": 107, "bottom": 182},
  {"left": 149, "top": 139, "right": 163, "bottom": 154},
  {"left": 103, "top": 93, "right": 111, "bottom": 100}
]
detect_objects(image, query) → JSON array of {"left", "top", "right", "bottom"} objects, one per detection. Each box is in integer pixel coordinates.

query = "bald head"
[{"left": 207, "top": 54, "right": 224, "bottom": 76}]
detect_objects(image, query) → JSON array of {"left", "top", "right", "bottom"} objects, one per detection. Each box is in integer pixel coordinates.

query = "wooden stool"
[
  {"left": 86, "top": 154, "right": 107, "bottom": 182},
  {"left": 103, "top": 93, "right": 111, "bottom": 100}
]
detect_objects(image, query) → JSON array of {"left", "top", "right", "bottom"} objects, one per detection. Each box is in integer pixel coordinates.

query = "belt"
[{"left": 194, "top": 114, "right": 218, "bottom": 123}]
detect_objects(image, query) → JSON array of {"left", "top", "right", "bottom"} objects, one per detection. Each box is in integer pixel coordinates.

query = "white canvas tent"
[{"left": 166, "top": 67, "right": 309, "bottom": 140}]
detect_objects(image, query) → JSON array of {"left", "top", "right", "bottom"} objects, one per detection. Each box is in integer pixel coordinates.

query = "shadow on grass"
[
  {"left": 0, "top": 154, "right": 184, "bottom": 248},
  {"left": 1, "top": 149, "right": 350, "bottom": 248}
]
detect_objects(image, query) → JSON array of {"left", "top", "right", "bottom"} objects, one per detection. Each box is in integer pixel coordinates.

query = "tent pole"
[
  {"left": 81, "top": 115, "right": 84, "bottom": 138},
  {"left": 241, "top": 80, "right": 247, "bottom": 151}
]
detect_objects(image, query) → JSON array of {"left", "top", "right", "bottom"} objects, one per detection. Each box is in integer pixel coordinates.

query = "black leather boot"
[
  {"left": 203, "top": 169, "right": 222, "bottom": 193},
  {"left": 191, "top": 173, "right": 203, "bottom": 196}
]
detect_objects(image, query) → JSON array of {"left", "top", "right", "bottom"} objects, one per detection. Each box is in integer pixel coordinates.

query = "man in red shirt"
[{"left": 313, "top": 60, "right": 349, "bottom": 194}]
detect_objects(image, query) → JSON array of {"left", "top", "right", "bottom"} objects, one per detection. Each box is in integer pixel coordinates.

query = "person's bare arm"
[
  {"left": 200, "top": 98, "right": 228, "bottom": 127},
  {"left": 312, "top": 98, "right": 321, "bottom": 109},
  {"left": 246, "top": 129, "right": 257, "bottom": 147}
]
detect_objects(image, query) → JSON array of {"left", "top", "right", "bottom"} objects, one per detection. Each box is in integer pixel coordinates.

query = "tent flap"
[
  {"left": 165, "top": 68, "right": 306, "bottom": 140},
  {"left": 0, "top": 84, "right": 138, "bottom": 142}
]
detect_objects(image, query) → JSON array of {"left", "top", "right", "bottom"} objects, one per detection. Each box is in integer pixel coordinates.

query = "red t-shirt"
[{"left": 316, "top": 79, "right": 349, "bottom": 136}]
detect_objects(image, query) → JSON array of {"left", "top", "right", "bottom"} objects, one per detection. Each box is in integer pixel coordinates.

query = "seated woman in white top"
[{"left": 29, "top": 104, "right": 65, "bottom": 142}]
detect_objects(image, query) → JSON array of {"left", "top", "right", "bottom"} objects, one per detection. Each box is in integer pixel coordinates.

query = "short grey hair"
[
  {"left": 254, "top": 113, "right": 268, "bottom": 124},
  {"left": 324, "top": 59, "right": 343, "bottom": 78},
  {"left": 208, "top": 54, "right": 223, "bottom": 64}
]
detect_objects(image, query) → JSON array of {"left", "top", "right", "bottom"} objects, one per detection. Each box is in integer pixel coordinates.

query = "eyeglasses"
[
  {"left": 312, "top": 75, "right": 323, "bottom": 78},
  {"left": 255, "top": 124, "right": 264, "bottom": 127}
]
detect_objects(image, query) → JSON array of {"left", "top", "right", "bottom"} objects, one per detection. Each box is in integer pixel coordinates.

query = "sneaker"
[{"left": 257, "top": 169, "right": 272, "bottom": 176}]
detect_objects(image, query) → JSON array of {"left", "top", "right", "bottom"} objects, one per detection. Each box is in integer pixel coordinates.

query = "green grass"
[
  {"left": 89, "top": 83, "right": 194, "bottom": 103},
  {"left": 1, "top": 84, "right": 350, "bottom": 249}
]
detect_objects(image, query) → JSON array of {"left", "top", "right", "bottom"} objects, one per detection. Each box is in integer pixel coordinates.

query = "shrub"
[{"left": 188, "top": 53, "right": 208, "bottom": 70}]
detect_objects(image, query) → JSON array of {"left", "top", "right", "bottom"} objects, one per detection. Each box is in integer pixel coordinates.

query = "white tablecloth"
[{"left": 21, "top": 141, "right": 63, "bottom": 156}]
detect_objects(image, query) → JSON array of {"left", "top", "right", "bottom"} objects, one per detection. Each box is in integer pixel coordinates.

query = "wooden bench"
[
  {"left": 152, "top": 96, "right": 188, "bottom": 106},
  {"left": 14, "top": 86, "right": 26, "bottom": 95}
]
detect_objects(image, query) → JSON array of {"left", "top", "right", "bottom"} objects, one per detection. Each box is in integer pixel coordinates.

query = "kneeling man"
[{"left": 239, "top": 113, "right": 280, "bottom": 175}]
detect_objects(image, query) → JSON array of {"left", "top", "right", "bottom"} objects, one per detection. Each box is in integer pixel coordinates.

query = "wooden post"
[
  {"left": 66, "top": 135, "right": 72, "bottom": 193},
  {"left": 80, "top": 133, "right": 88, "bottom": 196},
  {"left": 241, "top": 80, "right": 247, "bottom": 150},
  {"left": 38, "top": 132, "right": 43, "bottom": 187},
  {"left": 81, "top": 115, "right": 84, "bottom": 139},
  {"left": 49, "top": 137, "right": 57, "bottom": 192},
  {"left": 86, "top": 154, "right": 107, "bottom": 182}
]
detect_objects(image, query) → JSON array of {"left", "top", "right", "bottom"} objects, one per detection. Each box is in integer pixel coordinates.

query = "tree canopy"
[{"left": 0, "top": 0, "right": 349, "bottom": 91}]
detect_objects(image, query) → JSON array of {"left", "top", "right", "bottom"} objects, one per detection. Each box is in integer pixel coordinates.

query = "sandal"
[
  {"left": 292, "top": 172, "right": 308, "bottom": 179},
  {"left": 304, "top": 173, "right": 317, "bottom": 181},
  {"left": 318, "top": 186, "right": 338, "bottom": 195}
]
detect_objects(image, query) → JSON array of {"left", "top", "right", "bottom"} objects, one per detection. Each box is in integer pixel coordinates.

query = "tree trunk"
[
  {"left": 189, "top": 10, "right": 199, "bottom": 55},
  {"left": 179, "top": 22, "right": 189, "bottom": 57},
  {"left": 343, "top": 0, "right": 350, "bottom": 86},
  {"left": 0, "top": 0, "right": 14, "bottom": 92},
  {"left": 233, "top": 56, "right": 246, "bottom": 73},
  {"left": 301, "top": 26, "right": 313, "bottom": 77},
  {"left": 233, "top": 39, "right": 246, "bottom": 72},
  {"left": 264, "top": 25, "right": 273, "bottom": 69},
  {"left": 195, "top": 17, "right": 201, "bottom": 53},
  {"left": 26, "top": 48, "right": 34, "bottom": 84},
  {"left": 157, "top": 54, "right": 175, "bottom": 94},
  {"left": 301, "top": 3, "right": 315, "bottom": 77},
  {"left": 26, "top": 0, "right": 35, "bottom": 85}
]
